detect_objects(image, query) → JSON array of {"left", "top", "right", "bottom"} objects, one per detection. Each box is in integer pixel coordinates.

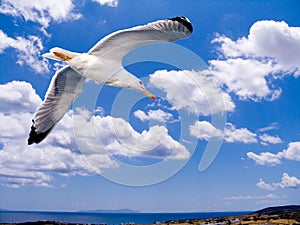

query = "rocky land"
[
  {"left": 160, "top": 205, "right": 300, "bottom": 225},
  {"left": 1, "top": 205, "right": 300, "bottom": 225}
]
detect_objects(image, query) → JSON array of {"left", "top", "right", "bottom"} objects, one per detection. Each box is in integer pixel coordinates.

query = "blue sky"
[{"left": 0, "top": 0, "right": 300, "bottom": 212}]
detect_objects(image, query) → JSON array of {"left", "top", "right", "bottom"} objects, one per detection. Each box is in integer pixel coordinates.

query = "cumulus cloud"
[
  {"left": 0, "top": 82, "right": 114, "bottom": 187},
  {"left": 0, "top": 80, "right": 42, "bottom": 113},
  {"left": 150, "top": 70, "right": 235, "bottom": 116},
  {"left": 189, "top": 121, "right": 223, "bottom": 141},
  {"left": 281, "top": 141, "right": 300, "bottom": 161},
  {"left": 93, "top": 0, "right": 118, "bottom": 7},
  {"left": 189, "top": 121, "right": 257, "bottom": 144},
  {"left": 208, "top": 58, "right": 279, "bottom": 100},
  {"left": 259, "top": 133, "right": 283, "bottom": 146},
  {"left": 134, "top": 109, "right": 174, "bottom": 123},
  {"left": 0, "top": 0, "right": 82, "bottom": 72},
  {"left": 257, "top": 173, "right": 300, "bottom": 190},
  {"left": 247, "top": 151, "right": 281, "bottom": 166},
  {"left": 0, "top": 0, "right": 81, "bottom": 28},
  {"left": 224, "top": 123, "right": 257, "bottom": 144},
  {"left": 189, "top": 121, "right": 284, "bottom": 146},
  {"left": 247, "top": 141, "right": 300, "bottom": 165},
  {"left": 209, "top": 20, "right": 300, "bottom": 100},
  {"left": 74, "top": 111, "right": 189, "bottom": 161},
  {"left": 72, "top": 107, "right": 189, "bottom": 160},
  {"left": 0, "top": 81, "right": 189, "bottom": 187},
  {"left": 0, "top": 30, "right": 49, "bottom": 73},
  {"left": 256, "top": 178, "right": 277, "bottom": 191}
]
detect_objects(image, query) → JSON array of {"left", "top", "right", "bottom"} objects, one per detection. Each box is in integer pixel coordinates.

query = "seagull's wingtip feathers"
[
  {"left": 169, "top": 16, "right": 193, "bottom": 34},
  {"left": 27, "top": 125, "right": 53, "bottom": 145}
]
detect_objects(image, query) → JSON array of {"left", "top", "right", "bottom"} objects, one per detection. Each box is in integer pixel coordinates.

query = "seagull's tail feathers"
[{"left": 43, "top": 47, "right": 80, "bottom": 61}]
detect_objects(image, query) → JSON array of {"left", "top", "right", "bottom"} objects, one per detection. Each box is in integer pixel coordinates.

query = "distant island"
[
  {"left": 1, "top": 205, "right": 299, "bottom": 225},
  {"left": 79, "top": 208, "right": 140, "bottom": 213},
  {"left": 0, "top": 209, "right": 11, "bottom": 212}
]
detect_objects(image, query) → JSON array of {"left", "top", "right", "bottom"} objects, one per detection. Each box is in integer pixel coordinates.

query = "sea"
[{"left": 0, "top": 211, "right": 250, "bottom": 224}]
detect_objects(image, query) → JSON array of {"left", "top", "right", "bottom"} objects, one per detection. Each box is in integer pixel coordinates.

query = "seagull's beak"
[{"left": 143, "top": 89, "right": 157, "bottom": 101}]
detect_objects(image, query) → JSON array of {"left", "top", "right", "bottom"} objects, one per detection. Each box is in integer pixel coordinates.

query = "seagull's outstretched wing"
[
  {"left": 88, "top": 16, "right": 193, "bottom": 61},
  {"left": 28, "top": 66, "right": 85, "bottom": 145}
]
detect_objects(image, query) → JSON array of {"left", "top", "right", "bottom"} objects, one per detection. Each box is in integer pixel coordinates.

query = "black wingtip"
[
  {"left": 170, "top": 16, "right": 193, "bottom": 34},
  {"left": 27, "top": 125, "right": 52, "bottom": 145}
]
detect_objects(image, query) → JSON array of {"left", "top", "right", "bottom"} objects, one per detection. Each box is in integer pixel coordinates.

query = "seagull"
[{"left": 28, "top": 16, "right": 193, "bottom": 145}]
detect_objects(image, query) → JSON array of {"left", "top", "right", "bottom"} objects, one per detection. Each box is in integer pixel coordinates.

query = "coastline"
[{"left": 1, "top": 205, "right": 299, "bottom": 225}]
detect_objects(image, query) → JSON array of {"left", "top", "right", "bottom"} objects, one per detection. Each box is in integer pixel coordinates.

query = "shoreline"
[{"left": 1, "top": 205, "right": 299, "bottom": 225}]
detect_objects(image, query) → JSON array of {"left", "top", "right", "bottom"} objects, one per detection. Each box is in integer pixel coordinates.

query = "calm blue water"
[{"left": 0, "top": 211, "right": 250, "bottom": 224}]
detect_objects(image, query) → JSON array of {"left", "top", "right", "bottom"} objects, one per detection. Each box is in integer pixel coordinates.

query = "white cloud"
[
  {"left": 256, "top": 178, "right": 277, "bottom": 191},
  {"left": 259, "top": 133, "right": 283, "bottom": 146},
  {"left": 134, "top": 109, "right": 174, "bottom": 123},
  {"left": 189, "top": 121, "right": 223, "bottom": 141},
  {"left": 0, "top": 81, "right": 189, "bottom": 187},
  {"left": 224, "top": 195, "right": 252, "bottom": 200},
  {"left": 150, "top": 70, "right": 235, "bottom": 116},
  {"left": 0, "top": 80, "right": 41, "bottom": 113},
  {"left": 0, "top": 30, "right": 49, "bottom": 73},
  {"left": 191, "top": 121, "right": 284, "bottom": 146},
  {"left": 247, "top": 141, "right": 300, "bottom": 165},
  {"left": 93, "top": 0, "right": 118, "bottom": 7},
  {"left": 257, "top": 173, "right": 300, "bottom": 190},
  {"left": 208, "top": 58, "right": 279, "bottom": 101},
  {"left": 0, "top": 82, "right": 102, "bottom": 187},
  {"left": 215, "top": 20, "right": 300, "bottom": 76},
  {"left": 134, "top": 110, "right": 148, "bottom": 121},
  {"left": 247, "top": 151, "right": 282, "bottom": 166},
  {"left": 91, "top": 114, "right": 189, "bottom": 160},
  {"left": 280, "top": 172, "right": 300, "bottom": 189},
  {"left": 0, "top": 83, "right": 116, "bottom": 187},
  {"left": 72, "top": 107, "right": 189, "bottom": 160},
  {"left": 224, "top": 193, "right": 282, "bottom": 200},
  {"left": 0, "top": 0, "right": 81, "bottom": 28},
  {"left": 189, "top": 121, "right": 257, "bottom": 144},
  {"left": 209, "top": 20, "right": 300, "bottom": 100},
  {"left": 0, "top": 111, "right": 107, "bottom": 188},
  {"left": 258, "top": 122, "right": 280, "bottom": 132},
  {"left": 281, "top": 141, "right": 300, "bottom": 161},
  {"left": 224, "top": 123, "right": 257, "bottom": 144},
  {"left": 0, "top": 0, "right": 82, "bottom": 72}
]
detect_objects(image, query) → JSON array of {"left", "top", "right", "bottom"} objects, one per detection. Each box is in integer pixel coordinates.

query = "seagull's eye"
[{"left": 139, "top": 81, "right": 142, "bottom": 85}]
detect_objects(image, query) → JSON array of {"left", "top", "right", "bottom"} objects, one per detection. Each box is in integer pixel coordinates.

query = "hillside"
[
  {"left": 162, "top": 205, "right": 300, "bottom": 225},
  {"left": 253, "top": 205, "right": 300, "bottom": 215}
]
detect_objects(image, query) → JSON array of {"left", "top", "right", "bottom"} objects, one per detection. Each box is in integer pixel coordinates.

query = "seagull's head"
[{"left": 130, "top": 79, "right": 157, "bottom": 101}]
